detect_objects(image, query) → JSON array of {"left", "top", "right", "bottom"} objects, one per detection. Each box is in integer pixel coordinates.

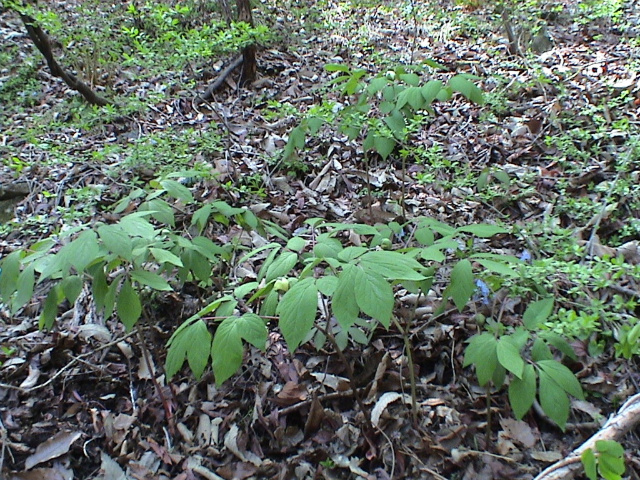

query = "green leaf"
[
  {"left": 325, "top": 63, "right": 350, "bottom": 72},
  {"left": 182, "top": 250, "right": 211, "bottom": 282},
  {"left": 597, "top": 451, "right": 625, "bottom": 477},
  {"left": 531, "top": 338, "right": 553, "bottom": 362},
  {"left": 12, "top": 264, "right": 35, "bottom": 314},
  {"left": 421, "top": 80, "right": 444, "bottom": 104},
  {"left": 338, "top": 246, "right": 368, "bottom": 263},
  {"left": 367, "top": 76, "right": 389, "bottom": 94},
  {"left": 191, "top": 236, "right": 225, "bottom": 261},
  {"left": 103, "top": 275, "right": 121, "bottom": 319},
  {"left": 149, "top": 248, "right": 184, "bottom": 268},
  {"left": 373, "top": 135, "right": 396, "bottom": 160},
  {"left": 581, "top": 448, "right": 598, "bottom": 480},
  {"left": 448, "top": 259, "right": 474, "bottom": 311},
  {"left": 399, "top": 73, "right": 420, "bottom": 86},
  {"left": 146, "top": 198, "right": 175, "bottom": 226},
  {"left": 508, "top": 364, "right": 536, "bottom": 419},
  {"left": 537, "top": 359, "right": 584, "bottom": 399},
  {"left": 463, "top": 333, "right": 498, "bottom": 386},
  {"left": 353, "top": 267, "right": 393, "bottom": 328},
  {"left": 359, "top": 251, "right": 426, "bottom": 281},
  {"left": 538, "top": 367, "right": 570, "bottom": 430},
  {"left": 316, "top": 275, "right": 338, "bottom": 296},
  {"left": 212, "top": 313, "right": 267, "bottom": 385},
  {"left": 62, "top": 230, "right": 100, "bottom": 273},
  {"left": 396, "top": 86, "right": 424, "bottom": 111},
  {"left": 286, "top": 236, "right": 307, "bottom": 252},
  {"left": 0, "top": 250, "right": 22, "bottom": 302},
  {"left": 497, "top": 336, "right": 524, "bottom": 378},
  {"left": 596, "top": 440, "right": 624, "bottom": 457},
  {"left": 542, "top": 332, "right": 578, "bottom": 360},
  {"left": 165, "top": 320, "right": 212, "bottom": 379},
  {"left": 117, "top": 279, "right": 142, "bottom": 330},
  {"left": 118, "top": 213, "right": 156, "bottom": 239},
  {"left": 420, "top": 246, "right": 446, "bottom": 262},
  {"left": 493, "top": 169, "right": 510, "bottom": 185},
  {"left": 457, "top": 224, "right": 507, "bottom": 237},
  {"left": 449, "top": 74, "right": 484, "bottom": 104},
  {"left": 523, "top": 297, "right": 554, "bottom": 329},
  {"left": 277, "top": 277, "right": 318, "bottom": 351},
  {"left": 472, "top": 258, "right": 519, "bottom": 277},
  {"left": 477, "top": 169, "right": 489, "bottom": 191},
  {"left": 265, "top": 251, "right": 298, "bottom": 283},
  {"left": 383, "top": 110, "right": 406, "bottom": 138},
  {"left": 332, "top": 264, "right": 360, "bottom": 329},
  {"left": 131, "top": 269, "right": 172, "bottom": 291},
  {"left": 307, "top": 116, "right": 325, "bottom": 135},
  {"left": 61, "top": 275, "right": 83, "bottom": 304},
  {"left": 90, "top": 263, "right": 108, "bottom": 312},
  {"left": 379, "top": 100, "right": 395, "bottom": 114},
  {"left": 192, "top": 204, "right": 212, "bottom": 232},
  {"left": 415, "top": 226, "right": 434, "bottom": 246},
  {"left": 313, "top": 236, "right": 343, "bottom": 259},
  {"left": 98, "top": 225, "right": 133, "bottom": 260},
  {"left": 39, "top": 285, "right": 63, "bottom": 330},
  {"left": 289, "top": 126, "right": 306, "bottom": 150},
  {"left": 160, "top": 179, "right": 194, "bottom": 203}
]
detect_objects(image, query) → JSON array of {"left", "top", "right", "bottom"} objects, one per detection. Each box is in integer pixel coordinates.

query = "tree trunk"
[{"left": 235, "top": 0, "right": 256, "bottom": 86}]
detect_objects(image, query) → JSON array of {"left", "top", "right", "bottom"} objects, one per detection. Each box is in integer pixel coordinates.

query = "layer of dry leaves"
[{"left": 1, "top": 0, "right": 640, "bottom": 479}]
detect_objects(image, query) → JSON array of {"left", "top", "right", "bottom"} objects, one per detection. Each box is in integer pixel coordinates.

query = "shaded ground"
[{"left": 1, "top": 0, "right": 640, "bottom": 479}]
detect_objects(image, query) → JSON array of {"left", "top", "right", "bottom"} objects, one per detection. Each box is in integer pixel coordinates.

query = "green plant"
[
  {"left": 165, "top": 215, "right": 517, "bottom": 423},
  {"left": 285, "top": 62, "right": 484, "bottom": 164},
  {"left": 582, "top": 440, "right": 626, "bottom": 480},
  {"left": 464, "top": 297, "right": 584, "bottom": 430},
  {"left": 0, "top": 175, "right": 258, "bottom": 334}
]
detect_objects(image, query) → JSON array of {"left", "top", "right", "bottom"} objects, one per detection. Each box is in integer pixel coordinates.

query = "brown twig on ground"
[
  {"left": 197, "top": 55, "right": 244, "bottom": 102},
  {"left": 533, "top": 392, "right": 640, "bottom": 480}
]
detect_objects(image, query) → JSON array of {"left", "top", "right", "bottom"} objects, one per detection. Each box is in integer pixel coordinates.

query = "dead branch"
[
  {"left": 533, "top": 392, "right": 640, "bottom": 480},
  {"left": 197, "top": 55, "right": 243, "bottom": 102},
  {"left": 18, "top": 11, "right": 110, "bottom": 106}
]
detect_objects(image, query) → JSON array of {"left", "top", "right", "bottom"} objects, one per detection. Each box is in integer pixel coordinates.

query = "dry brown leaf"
[
  {"left": 25, "top": 431, "right": 82, "bottom": 469},
  {"left": 371, "top": 392, "right": 411, "bottom": 428}
]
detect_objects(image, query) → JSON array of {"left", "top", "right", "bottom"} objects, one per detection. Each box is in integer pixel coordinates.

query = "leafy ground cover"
[{"left": 1, "top": 0, "right": 639, "bottom": 478}]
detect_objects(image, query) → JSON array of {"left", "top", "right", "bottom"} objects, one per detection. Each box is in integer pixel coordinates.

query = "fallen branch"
[
  {"left": 18, "top": 11, "right": 109, "bottom": 106},
  {"left": 197, "top": 55, "right": 243, "bottom": 102},
  {"left": 534, "top": 391, "right": 640, "bottom": 480}
]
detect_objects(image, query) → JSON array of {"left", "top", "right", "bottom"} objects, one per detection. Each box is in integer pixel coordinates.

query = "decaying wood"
[
  {"left": 534, "top": 392, "right": 640, "bottom": 480},
  {"left": 18, "top": 11, "right": 109, "bottom": 106}
]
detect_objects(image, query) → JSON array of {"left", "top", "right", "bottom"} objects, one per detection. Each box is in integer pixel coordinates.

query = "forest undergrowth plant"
[
  {"left": 464, "top": 296, "right": 584, "bottom": 437},
  {"left": 582, "top": 440, "right": 626, "bottom": 480},
  {"left": 0, "top": 173, "right": 259, "bottom": 333},
  {"left": 166, "top": 216, "right": 521, "bottom": 422},
  {"left": 283, "top": 62, "right": 484, "bottom": 212}
]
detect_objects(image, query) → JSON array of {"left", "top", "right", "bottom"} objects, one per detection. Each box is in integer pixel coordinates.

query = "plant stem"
[
  {"left": 392, "top": 315, "right": 418, "bottom": 423},
  {"left": 316, "top": 323, "right": 374, "bottom": 433}
]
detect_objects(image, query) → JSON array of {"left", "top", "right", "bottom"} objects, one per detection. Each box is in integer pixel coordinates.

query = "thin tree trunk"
[{"left": 235, "top": 0, "right": 256, "bottom": 86}]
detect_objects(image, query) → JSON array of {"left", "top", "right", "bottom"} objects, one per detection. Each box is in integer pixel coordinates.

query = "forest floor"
[{"left": 1, "top": 0, "right": 640, "bottom": 479}]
